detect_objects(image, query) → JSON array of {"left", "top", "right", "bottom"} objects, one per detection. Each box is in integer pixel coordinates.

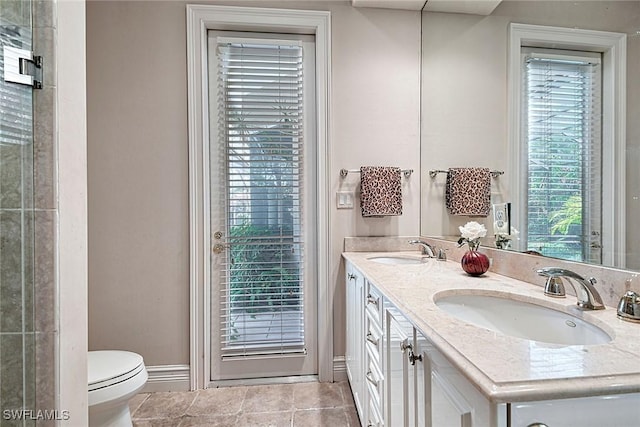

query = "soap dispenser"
[{"left": 617, "top": 290, "right": 640, "bottom": 323}]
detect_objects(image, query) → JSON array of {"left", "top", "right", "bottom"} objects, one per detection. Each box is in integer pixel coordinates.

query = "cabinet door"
[
  {"left": 510, "top": 393, "right": 640, "bottom": 427},
  {"left": 345, "top": 262, "right": 365, "bottom": 422},
  {"left": 414, "top": 331, "right": 431, "bottom": 427},
  {"left": 385, "top": 307, "right": 415, "bottom": 427},
  {"left": 431, "top": 370, "right": 473, "bottom": 427}
]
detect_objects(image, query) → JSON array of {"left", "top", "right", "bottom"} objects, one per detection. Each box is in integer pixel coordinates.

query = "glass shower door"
[{"left": 0, "top": 1, "right": 36, "bottom": 422}]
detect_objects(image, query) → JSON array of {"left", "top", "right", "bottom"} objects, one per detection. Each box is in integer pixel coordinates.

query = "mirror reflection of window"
[{"left": 521, "top": 48, "right": 602, "bottom": 264}]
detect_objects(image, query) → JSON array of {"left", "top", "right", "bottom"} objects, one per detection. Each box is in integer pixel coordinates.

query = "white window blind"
[
  {"left": 523, "top": 49, "right": 602, "bottom": 262},
  {"left": 216, "top": 38, "right": 306, "bottom": 357},
  {"left": 0, "top": 22, "right": 33, "bottom": 146}
]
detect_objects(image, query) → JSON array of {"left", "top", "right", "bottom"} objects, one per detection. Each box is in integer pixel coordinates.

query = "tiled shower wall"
[
  {"left": 0, "top": 0, "right": 57, "bottom": 424},
  {"left": 32, "top": 0, "right": 57, "bottom": 421}
]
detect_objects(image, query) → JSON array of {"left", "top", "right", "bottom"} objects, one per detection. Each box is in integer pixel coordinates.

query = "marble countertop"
[{"left": 342, "top": 251, "right": 640, "bottom": 403}]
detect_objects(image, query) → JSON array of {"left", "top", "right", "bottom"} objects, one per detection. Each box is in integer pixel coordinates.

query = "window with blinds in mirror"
[{"left": 522, "top": 48, "right": 602, "bottom": 263}]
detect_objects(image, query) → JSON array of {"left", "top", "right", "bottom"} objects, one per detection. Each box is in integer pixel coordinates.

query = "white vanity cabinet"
[
  {"left": 384, "top": 302, "right": 493, "bottom": 427},
  {"left": 346, "top": 261, "right": 386, "bottom": 426},
  {"left": 509, "top": 394, "right": 640, "bottom": 426},
  {"left": 344, "top": 253, "right": 640, "bottom": 427},
  {"left": 346, "top": 261, "right": 493, "bottom": 427},
  {"left": 345, "top": 261, "right": 365, "bottom": 420},
  {"left": 385, "top": 303, "right": 420, "bottom": 427}
]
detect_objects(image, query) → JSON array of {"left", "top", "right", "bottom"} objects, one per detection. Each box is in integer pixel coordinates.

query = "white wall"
[
  {"left": 87, "top": 0, "right": 421, "bottom": 371},
  {"left": 59, "top": 0, "right": 88, "bottom": 423}
]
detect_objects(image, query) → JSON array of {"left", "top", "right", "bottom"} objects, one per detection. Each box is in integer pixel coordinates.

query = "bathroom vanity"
[{"left": 343, "top": 251, "right": 640, "bottom": 427}]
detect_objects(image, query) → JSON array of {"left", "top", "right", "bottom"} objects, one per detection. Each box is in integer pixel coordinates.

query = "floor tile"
[
  {"left": 187, "top": 386, "right": 247, "bottom": 416},
  {"left": 178, "top": 414, "right": 239, "bottom": 427},
  {"left": 241, "top": 383, "right": 295, "bottom": 413},
  {"left": 133, "top": 418, "right": 183, "bottom": 427},
  {"left": 129, "top": 392, "right": 150, "bottom": 416},
  {"left": 237, "top": 410, "right": 293, "bottom": 427},
  {"left": 134, "top": 391, "right": 198, "bottom": 420},
  {"left": 293, "top": 381, "right": 344, "bottom": 409},
  {"left": 293, "top": 408, "right": 349, "bottom": 426},
  {"left": 131, "top": 381, "right": 357, "bottom": 427}
]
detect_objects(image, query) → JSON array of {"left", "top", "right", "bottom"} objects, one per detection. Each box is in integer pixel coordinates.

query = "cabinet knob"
[
  {"left": 366, "top": 294, "right": 379, "bottom": 306},
  {"left": 408, "top": 349, "right": 422, "bottom": 366},
  {"left": 348, "top": 273, "right": 357, "bottom": 281},
  {"left": 527, "top": 424, "right": 549, "bottom": 427},
  {"left": 365, "top": 370, "right": 379, "bottom": 387},
  {"left": 366, "top": 332, "right": 379, "bottom": 346}
]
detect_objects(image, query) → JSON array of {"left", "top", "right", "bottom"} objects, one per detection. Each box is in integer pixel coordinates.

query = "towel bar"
[
  {"left": 429, "top": 169, "right": 504, "bottom": 179},
  {"left": 340, "top": 168, "right": 413, "bottom": 178}
]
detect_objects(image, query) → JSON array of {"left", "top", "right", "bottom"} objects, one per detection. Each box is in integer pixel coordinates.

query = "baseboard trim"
[
  {"left": 142, "top": 364, "right": 191, "bottom": 393},
  {"left": 333, "top": 356, "right": 347, "bottom": 382},
  {"left": 143, "top": 359, "right": 345, "bottom": 393}
]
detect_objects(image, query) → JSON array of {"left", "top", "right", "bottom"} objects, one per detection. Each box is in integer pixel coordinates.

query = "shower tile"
[
  {"left": 0, "top": 210, "right": 24, "bottom": 333},
  {"left": 33, "top": 87, "right": 56, "bottom": 210},
  {"left": 33, "top": 0, "right": 56, "bottom": 29},
  {"left": 0, "top": 145, "right": 24, "bottom": 210},
  {"left": 35, "top": 331, "right": 55, "bottom": 417},
  {"left": 32, "top": 26, "right": 56, "bottom": 88},
  {"left": 23, "top": 208, "right": 35, "bottom": 333},
  {"left": 0, "top": 0, "right": 32, "bottom": 27},
  {"left": 0, "top": 333, "right": 25, "bottom": 414},
  {"left": 33, "top": 210, "right": 55, "bottom": 333},
  {"left": 24, "top": 332, "right": 36, "bottom": 413}
]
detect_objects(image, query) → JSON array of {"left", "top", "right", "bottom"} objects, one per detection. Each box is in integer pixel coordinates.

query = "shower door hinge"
[{"left": 3, "top": 46, "right": 43, "bottom": 89}]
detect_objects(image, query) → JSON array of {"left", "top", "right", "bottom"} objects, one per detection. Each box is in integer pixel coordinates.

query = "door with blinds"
[
  {"left": 207, "top": 31, "right": 317, "bottom": 381},
  {"left": 522, "top": 48, "right": 603, "bottom": 264}
]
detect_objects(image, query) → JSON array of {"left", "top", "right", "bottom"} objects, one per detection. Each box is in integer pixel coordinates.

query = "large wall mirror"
[{"left": 419, "top": 1, "right": 640, "bottom": 271}]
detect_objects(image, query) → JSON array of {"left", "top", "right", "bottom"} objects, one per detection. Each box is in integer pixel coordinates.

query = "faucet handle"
[{"left": 617, "top": 290, "right": 640, "bottom": 323}]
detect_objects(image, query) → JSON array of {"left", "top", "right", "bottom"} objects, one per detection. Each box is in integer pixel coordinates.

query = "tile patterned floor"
[{"left": 130, "top": 381, "right": 360, "bottom": 427}]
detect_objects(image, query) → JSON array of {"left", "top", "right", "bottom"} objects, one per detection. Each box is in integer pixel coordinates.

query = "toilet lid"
[{"left": 88, "top": 350, "right": 145, "bottom": 391}]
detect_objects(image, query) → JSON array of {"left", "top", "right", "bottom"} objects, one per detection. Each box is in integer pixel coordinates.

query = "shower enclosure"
[
  {"left": 0, "top": 1, "right": 36, "bottom": 423},
  {"left": 1, "top": 0, "right": 54, "bottom": 423}
]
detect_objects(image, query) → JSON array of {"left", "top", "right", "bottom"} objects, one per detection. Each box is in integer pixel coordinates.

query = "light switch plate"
[{"left": 336, "top": 191, "right": 354, "bottom": 209}]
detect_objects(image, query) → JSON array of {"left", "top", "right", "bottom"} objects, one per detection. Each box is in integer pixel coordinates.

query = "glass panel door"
[
  {"left": 0, "top": 0, "right": 36, "bottom": 420},
  {"left": 208, "top": 30, "right": 317, "bottom": 381}
]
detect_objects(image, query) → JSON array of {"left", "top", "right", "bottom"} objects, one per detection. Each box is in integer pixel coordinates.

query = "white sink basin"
[
  {"left": 368, "top": 256, "right": 426, "bottom": 265},
  {"left": 434, "top": 293, "right": 612, "bottom": 346}
]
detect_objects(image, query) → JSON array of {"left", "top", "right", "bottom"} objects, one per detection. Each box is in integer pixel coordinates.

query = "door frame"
[{"left": 186, "top": 4, "right": 332, "bottom": 390}]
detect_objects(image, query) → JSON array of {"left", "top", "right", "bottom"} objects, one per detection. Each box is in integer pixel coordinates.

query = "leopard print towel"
[
  {"left": 360, "top": 166, "right": 403, "bottom": 217},
  {"left": 445, "top": 167, "right": 491, "bottom": 217}
]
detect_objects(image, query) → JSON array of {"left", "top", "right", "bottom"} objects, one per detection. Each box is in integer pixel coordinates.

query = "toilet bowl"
[{"left": 88, "top": 350, "right": 148, "bottom": 427}]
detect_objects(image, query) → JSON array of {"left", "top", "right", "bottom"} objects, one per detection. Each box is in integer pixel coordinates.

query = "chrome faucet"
[
  {"left": 536, "top": 267, "right": 605, "bottom": 310},
  {"left": 408, "top": 239, "right": 436, "bottom": 257}
]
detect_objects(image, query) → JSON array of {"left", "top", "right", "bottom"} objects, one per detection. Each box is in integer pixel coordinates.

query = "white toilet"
[{"left": 88, "top": 350, "right": 148, "bottom": 427}]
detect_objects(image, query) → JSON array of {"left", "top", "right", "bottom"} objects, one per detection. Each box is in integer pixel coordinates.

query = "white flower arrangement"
[
  {"left": 495, "top": 227, "right": 519, "bottom": 249},
  {"left": 458, "top": 221, "right": 487, "bottom": 250}
]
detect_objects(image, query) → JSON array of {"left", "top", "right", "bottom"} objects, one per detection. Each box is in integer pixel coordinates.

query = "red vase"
[{"left": 461, "top": 250, "right": 490, "bottom": 276}]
